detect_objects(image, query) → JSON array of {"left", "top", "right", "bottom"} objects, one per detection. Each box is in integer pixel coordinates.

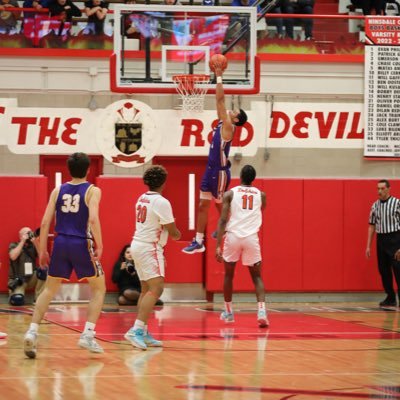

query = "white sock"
[
  {"left": 195, "top": 232, "right": 204, "bottom": 244},
  {"left": 29, "top": 323, "right": 39, "bottom": 333},
  {"left": 144, "top": 325, "right": 148, "bottom": 334},
  {"left": 258, "top": 302, "right": 266, "bottom": 311},
  {"left": 224, "top": 302, "right": 233, "bottom": 314},
  {"left": 133, "top": 320, "right": 145, "bottom": 331},
  {"left": 83, "top": 322, "right": 96, "bottom": 335}
]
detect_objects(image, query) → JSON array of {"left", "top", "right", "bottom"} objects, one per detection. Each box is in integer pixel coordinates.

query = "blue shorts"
[
  {"left": 200, "top": 166, "right": 231, "bottom": 202},
  {"left": 49, "top": 235, "right": 103, "bottom": 280}
]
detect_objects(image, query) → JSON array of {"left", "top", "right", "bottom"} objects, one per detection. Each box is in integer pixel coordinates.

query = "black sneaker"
[{"left": 379, "top": 297, "right": 397, "bottom": 307}]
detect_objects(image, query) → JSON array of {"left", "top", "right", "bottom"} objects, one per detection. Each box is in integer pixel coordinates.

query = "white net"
[{"left": 172, "top": 74, "right": 210, "bottom": 113}]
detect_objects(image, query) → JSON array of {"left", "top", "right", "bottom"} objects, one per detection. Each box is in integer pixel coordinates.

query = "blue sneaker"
[
  {"left": 144, "top": 332, "right": 163, "bottom": 347},
  {"left": 211, "top": 230, "right": 217, "bottom": 239},
  {"left": 124, "top": 328, "right": 147, "bottom": 350},
  {"left": 182, "top": 239, "right": 205, "bottom": 254},
  {"left": 257, "top": 309, "right": 269, "bottom": 328},
  {"left": 220, "top": 311, "right": 234, "bottom": 323}
]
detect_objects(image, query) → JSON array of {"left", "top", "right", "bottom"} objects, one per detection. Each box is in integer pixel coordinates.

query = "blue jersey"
[
  {"left": 55, "top": 182, "right": 93, "bottom": 239},
  {"left": 208, "top": 121, "right": 232, "bottom": 169}
]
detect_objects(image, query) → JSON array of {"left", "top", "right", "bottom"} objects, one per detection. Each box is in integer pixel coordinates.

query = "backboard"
[{"left": 110, "top": 4, "right": 259, "bottom": 94}]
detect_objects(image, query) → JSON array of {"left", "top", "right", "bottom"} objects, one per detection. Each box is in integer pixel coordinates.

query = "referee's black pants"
[{"left": 377, "top": 231, "right": 400, "bottom": 300}]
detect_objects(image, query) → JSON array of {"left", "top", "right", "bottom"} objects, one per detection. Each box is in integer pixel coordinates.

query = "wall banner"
[{"left": 0, "top": 99, "right": 365, "bottom": 167}]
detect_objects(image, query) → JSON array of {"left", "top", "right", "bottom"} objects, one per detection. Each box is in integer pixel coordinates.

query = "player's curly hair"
[{"left": 143, "top": 165, "right": 168, "bottom": 191}]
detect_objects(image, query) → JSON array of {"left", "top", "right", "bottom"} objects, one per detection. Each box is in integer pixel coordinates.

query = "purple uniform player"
[
  {"left": 183, "top": 63, "right": 248, "bottom": 254},
  {"left": 200, "top": 120, "right": 232, "bottom": 202},
  {"left": 49, "top": 181, "right": 103, "bottom": 280},
  {"left": 24, "top": 153, "right": 106, "bottom": 359}
]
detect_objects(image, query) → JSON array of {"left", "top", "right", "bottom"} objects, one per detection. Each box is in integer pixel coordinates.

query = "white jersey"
[
  {"left": 133, "top": 191, "right": 175, "bottom": 247},
  {"left": 226, "top": 185, "right": 263, "bottom": 238}
]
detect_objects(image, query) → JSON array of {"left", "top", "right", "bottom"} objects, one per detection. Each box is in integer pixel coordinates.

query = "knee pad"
[{"left": 9, "top": 294, "right": 25, "bottom": 306}]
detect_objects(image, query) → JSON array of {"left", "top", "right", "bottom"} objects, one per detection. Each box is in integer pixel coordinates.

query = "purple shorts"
[
  {"left": 200, "top": 166, "right": 231, "bottom": 202},
  {"left": 49, "top": 235, "right": 103, "bottom": 280}
]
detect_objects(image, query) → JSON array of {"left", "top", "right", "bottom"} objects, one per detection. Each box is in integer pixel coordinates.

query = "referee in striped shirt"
[{"left": 366, "top": 179, "right": 400, "bottom": 307}]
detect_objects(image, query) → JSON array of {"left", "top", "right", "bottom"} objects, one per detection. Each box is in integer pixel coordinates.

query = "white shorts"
[
  {"left": 222, "top": 232, "right": 261, "bottom": 266},
  {"left": 130, "top": 240, "right": 165, "bottom": 281}
]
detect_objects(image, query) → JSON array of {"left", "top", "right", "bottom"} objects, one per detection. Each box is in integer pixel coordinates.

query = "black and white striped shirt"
[{"left": 369, "top": 196, "right": 400, "bottom": 234}]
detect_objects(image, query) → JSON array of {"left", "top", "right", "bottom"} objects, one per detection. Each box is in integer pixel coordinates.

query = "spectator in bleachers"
[
  {"left": 48, "top": 0, "right": 82, "bottom": 22},
  {"left": 22, "top": 0, "right": 51, "bottom": 19},
  {"left": 281, "top": 0, "right": 314, "bottom": 40},
  {"left": 350, "top": 0, "right": 386, "bottom": 15},
  {"left": 0, "top": 0, "right": 21, "bottom": 33},
  {"left": 164, "top": 0, "right": 182, "bottom": 4},
  {"left": 260, "top": 0, "right": 292, "bottom": 39},
  {"left": 83, "top": 0, "right": 108, "bottom": 35}
]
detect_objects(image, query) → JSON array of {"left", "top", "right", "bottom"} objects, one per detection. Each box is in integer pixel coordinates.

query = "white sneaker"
[
  {"left": 78, "top": 332, "right": 104, "bottom": 354},
  {"left": 220, "top": 311, "right": 235, "bottom": 323},
  {"left": 257, "top": 309, "right": 270, "bottom": 328},
  {"left": 24, "top": 330, "right": 38, "bottom": 359}
]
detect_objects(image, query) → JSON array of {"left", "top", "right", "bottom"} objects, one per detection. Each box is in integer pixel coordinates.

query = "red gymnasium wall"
[{"left": 0, "top": 176, "right": 395, "bottom": 293}]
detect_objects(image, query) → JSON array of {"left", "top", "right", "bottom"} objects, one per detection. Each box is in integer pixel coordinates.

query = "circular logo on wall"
[{"left": 96, "top": 100, "right": 160, "bottom": 168}]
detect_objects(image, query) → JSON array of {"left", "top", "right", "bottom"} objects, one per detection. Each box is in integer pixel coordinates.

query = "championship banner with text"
[{"left": 364, "top": 16, "right": 400, "bottom": 157}]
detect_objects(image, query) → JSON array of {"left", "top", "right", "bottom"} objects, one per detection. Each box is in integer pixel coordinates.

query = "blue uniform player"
[
  {"left": 183, "top": 62, "right": 248, "bottom": 254},
  {"left": 24, "top": 152, "right": 106, "bottom": 359}
]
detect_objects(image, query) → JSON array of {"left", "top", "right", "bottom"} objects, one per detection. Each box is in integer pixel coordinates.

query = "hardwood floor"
[{"left": 1, "top": 302, "right": 399, "bottom": 400}]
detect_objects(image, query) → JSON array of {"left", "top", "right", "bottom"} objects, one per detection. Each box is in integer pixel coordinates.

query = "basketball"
[{"left": 209, "top": 54, "right": 228, "bottom": 72}]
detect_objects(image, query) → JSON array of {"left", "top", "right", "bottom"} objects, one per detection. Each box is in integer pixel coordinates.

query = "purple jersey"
[
  {"left": 207, "top": 121, "right": 232, "bottom": 168},
  {"left": 55, "top": 182, "right": 93, "bottom": 238}
]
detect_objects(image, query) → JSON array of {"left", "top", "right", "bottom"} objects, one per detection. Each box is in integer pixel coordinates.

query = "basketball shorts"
[
  {"left": 131, "top": 240, "right": 165, "bottom": 281},
  {"left": 200, "top": 166, "right": 231, "bottom": 203},
  {"left": 49, "top": 235, "right": 104, "bottom": 280},
  {"left": 223, "top": 232, "right": 262, "bottom": 266}
]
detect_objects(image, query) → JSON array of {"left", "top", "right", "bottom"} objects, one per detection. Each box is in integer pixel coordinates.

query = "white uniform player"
[
  {"left": 223, "top": 185, "right": 262, "bottom": 266},
  {"left": 131, "top": 192, "right": 175, "bottom": 281},
  {"left": 216, "top": 165, "right": 268, "bottom": 328},
  {"left": 125, "top": 166, "right": 180, "bottom": 350}
]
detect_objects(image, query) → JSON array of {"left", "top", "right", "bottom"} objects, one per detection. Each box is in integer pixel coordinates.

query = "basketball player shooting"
[{"left": 182, "top": 54, "right": 248, "bottom": 254}]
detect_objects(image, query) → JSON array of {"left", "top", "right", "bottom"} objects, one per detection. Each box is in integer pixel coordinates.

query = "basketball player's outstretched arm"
[
  {"left": 38, "top": 188, "right": 59, "bottom": 267},
  {"left": 88, "top": 186, "right": 103, "bottom": 262},
  {"left": 214, "top": 65, "right": 234, "bottom": 142},
  {"left": 215, "top": 190, "right": 233, "bottom": 262}
]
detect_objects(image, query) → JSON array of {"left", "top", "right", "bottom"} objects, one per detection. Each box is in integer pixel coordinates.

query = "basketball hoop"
[{"left": 172, "top": 74, "right": 210, "bottom": 113}]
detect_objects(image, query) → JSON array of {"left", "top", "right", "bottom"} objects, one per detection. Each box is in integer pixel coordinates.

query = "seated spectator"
[
  {"left": 260, "top": 0, "right": 289, "bottom": 39},
  {"left": 350, "top": 0, "right": 386, "bottom": 15},
  {"left": 0, "top": 0, "right": 21, "bottom": 34},
  {"left": 112, "top": 244, "right": 163, "bottom": 306},
  {"left": 83, "top": 0, "right": 108, "bottom": 35},
  {"left": 8, "top": 227, "right": 47, "bottom": 306},
  {"left": 281, "top": 0, "right": 314, "bottom": 40},
  {"left": 48, "top": 0, "right": 81, "bottom": 22},
  {"left": 22, "top": 0, "right": 51, "bottom": 19}
]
